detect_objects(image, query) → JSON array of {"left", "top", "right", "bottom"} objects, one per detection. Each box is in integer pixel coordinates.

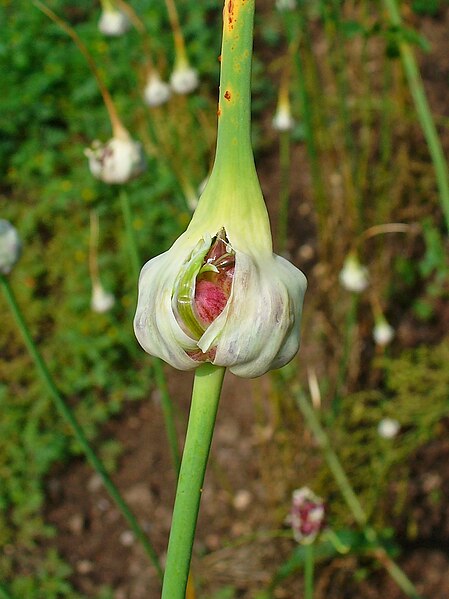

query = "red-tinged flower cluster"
[{"left": 290, "top": 487, "right": 325, "bottom": 544}]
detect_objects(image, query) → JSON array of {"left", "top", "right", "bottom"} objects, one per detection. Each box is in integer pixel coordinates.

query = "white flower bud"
[
  {"left": 91, "top": 282, "right": 115, "bottom": 313},
  {"left": 276, "top": 0, "right": 297, "bottom": 11},
  {"left": 373, "top": 318, "right": 394, "bottom": 346},
  {"left": 339, "top": 253, "right": 369, "bottom": 293},
  {"left": 98, "top": 9, "right": 130, "bottom": 37},
  {"left": 377, "top": 417, "right": 400, "bottom": 439},
  {"left": 170, "top": 63, "right": 199, "bottom": 95},
  {"left": 134, "top": 225, "right": 306, "bottom": 378},
  {"left": 143, "top": 74, "right": 171, "bottom": 108},
  {"left": 272, "top": 105, "right": 295, "bottom": 132},
  {"left": 84, "top": 135, "right": 146, "bottom": 184},
  {"left": 0, "top": 220, "right": 21, "bottom": 275}
]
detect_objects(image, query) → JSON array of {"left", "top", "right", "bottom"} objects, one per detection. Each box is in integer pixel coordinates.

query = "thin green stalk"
[
  {"left": 304, "top": 543, "right": 315, "bottom": 599},
  {"left": 161, "top": 364, "right": 226, "bottom": 599},
  {"left": 0, "top": 274, "right": 162, "bottom": 580},
  {"left": 119, "top": 187, "right": 181, "bottom": 473},
  {"left": 295, "top": 389, "right": 421, "bottom": 599},
  {"left": 276, "top": 130, "right": 291, "bottom": 255},
  {"left": 383, "top": 0, "right": 449, "bottom": 233}
]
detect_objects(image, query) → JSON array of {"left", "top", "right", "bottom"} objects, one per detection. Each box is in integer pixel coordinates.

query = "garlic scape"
[{"left": 134, "top": 0, "right": 307, "bottom": 378}]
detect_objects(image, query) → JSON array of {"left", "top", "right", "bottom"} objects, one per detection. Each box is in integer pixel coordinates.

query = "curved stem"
[
  {"left": 33, "top": 1, "right": 126, "bottom": 138},
  {"left": 164, "top": 0, "right": 188, "bottom": 64},
  {"left": 161, "top": 364, "right": 226, "bottom": 599},
  {"left": 0, "top": 274, "right": 163, "bottom": 580},
  {"left": 382, "top": 0, "right": 449, "bottom": 233}
]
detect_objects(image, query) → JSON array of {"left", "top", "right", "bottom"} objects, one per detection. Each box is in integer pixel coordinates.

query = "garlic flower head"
[
  {"left": 170, "top": 60, "right": 199, "bottom": 95},
  {"left": 276, "top": 0, "right": 297, "bottom": 11},
  {"left": 339, "top": 252, "right": 369, "bottom": 293},
  {"left": 143, "top": 73, "right": 171, "bottom": 108},
  {"left": 84, "top": 131, "right": 146, "bottom": 185},
  {"left": 0, "top": 219, "right": 21, "bottom": 275},
  {"left": 91, "top": 281, "right": 115, "bottom": 313},
  {"left": 290, "top": 487, "right": 325, "bottom": 544},
  {"left": 134, "top": 171, "right": 307, "bottom": 378},
  {"left": 98, "top": 8, "right": 130, "bottom": 37},
  {"left": 272, "top": 103, "right": 295, "bottom": 132},
  {"left": 373, "top": 317, "right": 394, "bottom": 347}
]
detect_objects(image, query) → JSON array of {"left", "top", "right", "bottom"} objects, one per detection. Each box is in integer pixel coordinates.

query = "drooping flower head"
[
  {"left": 373, "top": 316, "right": 395, "bottom": 347},
  {"left": 339, "top": 252, "right": 369, "bottom": 293},
  {"left": 143, "top": 72, "right": 171, "bottom": 108},
  {"left": 98, "top": 6, "right": 130, "bottom": 37},
  {"left": 91, "top": 281, "right": 115, "bottom": 313},
  {"left": 170, "top": 60, "right": 199, "bottom": 95},
  {"left": 0, "top": 220, "right": 21, "bottom": 275},
  {"left": 290, "top": 487, "right": 325, "bottom": 544},
  {"left": 85, "top": 129, "right": 146, "bottom": 184}
]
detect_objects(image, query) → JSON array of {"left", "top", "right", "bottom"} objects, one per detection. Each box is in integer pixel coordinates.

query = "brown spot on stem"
[
  {"left": 218, "top": 54, "right": 222, "bottom": 62},
  {"left": 217, "top": 107, "right": 222, "bottom": 117},
  {"left": 224, "top": 90, "right": 231, "bottom": 101}
]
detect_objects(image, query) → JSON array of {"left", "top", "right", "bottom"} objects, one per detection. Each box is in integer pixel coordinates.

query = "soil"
[{"left": 44, "top": 5, "right": 449, "bottom": 599}]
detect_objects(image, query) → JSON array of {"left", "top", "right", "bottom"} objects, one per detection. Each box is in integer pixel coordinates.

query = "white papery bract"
[
  {"left": 143, "top": 74, "right": 171, "bottom": 107},
  {"left": 91, "top": 282, "right": 115, "bottom": 313},
  {"left": 339, "top": 253, "right": 369, "bottom": 293},
  {"left": 98, "top": 9, "right": 130, "bottom": 36},
  {"left": 134, "top": 227, "right": 307, "bottom": 378},
  {"left": 85, "top": 136, "right": 146, "bottom": 184},
  {"left": 0, "top": 220, "right": 21, "bottom": 275},
  {"left": 170, "top": 63, "right": 199, "bottom": 95}
]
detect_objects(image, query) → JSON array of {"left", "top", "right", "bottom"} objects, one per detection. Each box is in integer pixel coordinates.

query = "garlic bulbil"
[
  {"left": 98, "top": 8, "right": 130, "bottom": 37},
  {"left": 339, "top": 253, "right": 369, "bottom": 293},
  {"left": 143, "top": 73, "right": 171, "bottom": 107},
  {"left": 85, "top": 134, "right": 146, "bottom": 184},
  {"left": 0, "top": 220, "right": 21, "bottom": 275}
]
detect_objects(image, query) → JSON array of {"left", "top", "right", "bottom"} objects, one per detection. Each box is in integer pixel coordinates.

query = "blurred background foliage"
[{"left": 2, "top": 0, "right": 449, "bottom": 596}]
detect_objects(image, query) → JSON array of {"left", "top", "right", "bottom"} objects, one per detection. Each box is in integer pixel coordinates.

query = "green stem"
[
  {"left": 295, "top": 390, "right": 421, "bottom": 599},
  {"left": 119, "top": 187, "right": 181, "bottom": 474},
  {"left": 383, "top": 0, "right": 449, "bottom": 233},
  {"left": 161, "top": 364, "right": 226, "bottom": 599},
  {"left": 0, "top": 274, "right": 163, "bottom": 580},
  {"left": 276, "top": 130, "right": 291, "bottom": 255},
  {"left": 304, "top": 543, "right": 315, "bottom": 599},
  {"left": 333, "top": 293, "right": 359, "bottom": 416}
]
